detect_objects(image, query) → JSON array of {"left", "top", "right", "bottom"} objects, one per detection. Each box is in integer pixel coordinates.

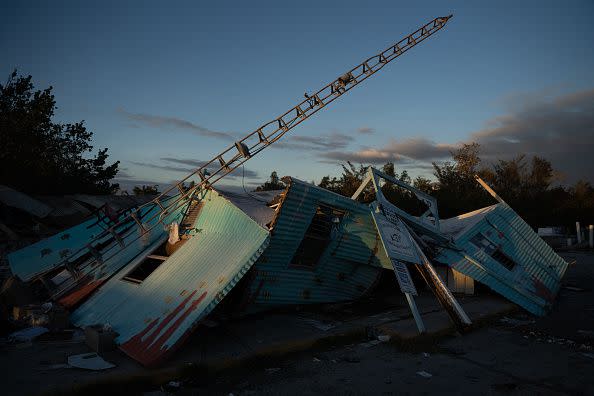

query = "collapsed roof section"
[
  {"left": 5, "top": 167, "right": 569, "bottom": 366},
  {"left": 71, "top": 189, "right": 270, "bottom": 366},
  {"left": 351, "top": 167, "right": 567, "bottom": 318},
  {"left": 241, "top": 177, "right": 390, "bottom": 311},
  {"left": 8, "top": 194, "right": 189, "bottom": 306},
  {"left": 436, "top": 202, "right": 568, "bottom": 316}
]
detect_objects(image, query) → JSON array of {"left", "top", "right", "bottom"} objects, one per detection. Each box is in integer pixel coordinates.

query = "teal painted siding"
[
  {"left": 246, "top": 179, "right": 389, "bottom": 308},
  {"left": 436, "top": 203, "right": 568, "bottom": 316},
  {"left": 71, "top": 190, "right": 269, "bottom": 365}
]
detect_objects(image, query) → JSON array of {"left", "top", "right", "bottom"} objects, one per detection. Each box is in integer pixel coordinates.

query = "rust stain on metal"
[
  {"left": 59, "top": 279, "right": 105, "bottom": 308},
  {"left": 532, "top": 276, "right": 554, "bottom": 303},
  {"left": 120, "top": 290, "right": 208, "bottom": 366}
]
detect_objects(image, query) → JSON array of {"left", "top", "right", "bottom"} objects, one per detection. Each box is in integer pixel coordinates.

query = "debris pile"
[{"left": 1, "top": 167, "right": 568, "bottom": 366}]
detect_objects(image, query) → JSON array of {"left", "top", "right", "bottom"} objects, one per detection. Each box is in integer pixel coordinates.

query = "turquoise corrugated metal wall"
[
  {"left": 246, "top": 179, "right": 389, "bottom": 309},
  {"left": 71, "top": 190, "right": 269, "bottom": 366},
  {"left": 8, "top": 216, "right": 107, "bottom": 281},
  {"left": 8, "top": 195, "right": 184, "bottom": 284},
  {"left": 436, "top": 203, "right": 568, "bottom": 316}
]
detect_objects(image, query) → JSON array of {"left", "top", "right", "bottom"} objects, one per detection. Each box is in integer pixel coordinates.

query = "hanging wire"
[{"left": 242, "top": 164, "right": 271, "bottom": 203}]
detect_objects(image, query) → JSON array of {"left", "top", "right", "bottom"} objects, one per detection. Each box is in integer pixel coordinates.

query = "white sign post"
[
  {"left": 371, "top": 207, "right": 425, "bottom": 333},
  {"left": 355, "top": 167, "right": 471, "bottom": 333},
  {"left": 371, "top": 211, "right": 419, "bottom": 295}
]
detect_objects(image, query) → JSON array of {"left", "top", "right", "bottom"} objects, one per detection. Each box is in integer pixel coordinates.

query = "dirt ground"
[
  {"left": 157, "top": 251, "right": 594, "bottom": 395},
  {"left": 1, "top": 251, "right": 592, "bottom": 395}
]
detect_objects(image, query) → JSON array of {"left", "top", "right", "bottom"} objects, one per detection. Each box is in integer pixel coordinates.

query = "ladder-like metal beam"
[{"left": 40, "top": 15, "right": 454, "bottom": 295}]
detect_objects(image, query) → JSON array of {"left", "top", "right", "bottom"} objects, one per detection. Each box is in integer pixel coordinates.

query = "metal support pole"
[
  {"left": 589, "top": 225, "right": 593, "bottom": 248},
  {"left": 405, "top": 293, "right": 426, "bottom": 333},
  {"left": 576, "top": 222, "right": 582, "bottom": 244}
]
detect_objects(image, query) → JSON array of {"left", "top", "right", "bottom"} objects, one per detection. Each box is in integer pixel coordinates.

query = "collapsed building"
[
  {"left": 6, "top": 169, "right": 568, "bottom": 365},
  {"left": 0, "top": 15, "right": 568, "bottom": 366}
]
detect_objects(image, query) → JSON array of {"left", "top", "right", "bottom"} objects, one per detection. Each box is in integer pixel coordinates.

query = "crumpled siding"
[
  {"left": 245, "top": 179, "right": 389, "bottom": 309},
  {"left": 71, "top": 190, "right": 270, "bottom": 366},
  {"left": 436, "top": 203, "right": 568, "bottom": 316},
  {"left": 8, "top": 195, "right": 184, "bottom": 284}
]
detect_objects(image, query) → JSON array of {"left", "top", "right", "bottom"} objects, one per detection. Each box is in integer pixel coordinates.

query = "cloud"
[
  {"left": 160, "top": 157, "right": 258, "bottom": 179},
  {"left": 114, "top": 168, "right": 132, "bottom": 178},
  {"left": 357, "top": 127, "right": 375, "bottom": 134},
  {"left": 130, "top": 161, "right": 192, "bottom": 173},
  {"left": 319, "top": 138, "right": 456, "bottom": 165},
  {"left": 274, "top": 132, "right": 354, "bottom": 151},
  {"left": 384, "top": 139, "right": 456, "bottom": 160},
  {"left": 468, "top": 87, "right": 594, "bottom": 181},
  {"left": 160, "top": 157, "right": 207, "bottom": 167},
  {"left": 320, "top": 148, "right": 402, "bottom": 164},
  {"left": 129, "top": 158, "right": 259, "bottom": 180},
  {"left": 315, "top": 88, "right": 594, "bottom": 183},
  {"left": 117, "top": 108, "right": 233, "bottom": 140},
  {"left": 118, "top": 107, "right": 360, "bottom": 154}
]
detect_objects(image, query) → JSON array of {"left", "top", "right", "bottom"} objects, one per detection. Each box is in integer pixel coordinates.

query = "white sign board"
[{"left": 371, "top": 210, "right": 419, "bottom": 295}]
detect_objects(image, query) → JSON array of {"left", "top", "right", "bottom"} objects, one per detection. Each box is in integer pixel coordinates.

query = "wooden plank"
[{"left": 146, "top": 255, "right": 169, "bottom": 261}]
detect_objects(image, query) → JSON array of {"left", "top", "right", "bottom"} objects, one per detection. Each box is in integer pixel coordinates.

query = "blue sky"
[{"left": 2, "top": 1, "right": 593, "bottom": 191}]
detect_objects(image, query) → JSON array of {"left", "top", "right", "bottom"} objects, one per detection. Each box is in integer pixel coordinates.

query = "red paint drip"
[
  {"left": 532, "top": 277, "right": 554, "bottom": 302},
  {"left": 59, "top": 279, "right": 105, "bottom": 308},
  {"left": 120, "top": 290, "right": 207, "bottom": 366}
]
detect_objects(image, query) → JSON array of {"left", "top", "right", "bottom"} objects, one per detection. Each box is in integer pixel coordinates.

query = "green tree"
[
  {"left": 0, "top": 70, "right": 119, "bottom": 195},
  {"left": 413, "top": 176, "right": 434, "bottom": 194},
  {"left": 255, "top": 171, "right": 286, "bottom": 191},
  {"left": 432, "top": 143, "right": 490, "bottom": 217},
  {"left": 133, "top": 185, "right": 160, "bottom": 195}
]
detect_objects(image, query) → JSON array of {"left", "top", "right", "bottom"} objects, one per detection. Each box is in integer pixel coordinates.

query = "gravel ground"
[{"left": 169, "top": 251, "right": 594, "bottom": 396}]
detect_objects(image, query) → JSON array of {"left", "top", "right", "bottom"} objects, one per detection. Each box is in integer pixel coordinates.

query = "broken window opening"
[
  {"left": 290, "top": 204, "right": 346, "bottom": 269},
  {"left": 469, "top": 232, "right": 517, "bottom": 271},
  {"left": 379, "top": 179, "right": 431, "bottom": 218},
  {"left": 490, "top": 248, "right": 517, "bottom": 271},
  {"left": 121, "top": 242, "right": 170, "bottom": 284}
]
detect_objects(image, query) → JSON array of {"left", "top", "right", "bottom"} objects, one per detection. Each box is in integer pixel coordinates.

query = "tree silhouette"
[
  {"left": 132, "top": 185, "right": 160, "bottom": 195},
  {"left": 255, "top": 171, "right": 286, "bottom": 191},
  {"left": 0, "top": 70, "right": 119, "bottom": 195},
  {"left": 314, "top": 143, "right": 594, "bottom": 228}
]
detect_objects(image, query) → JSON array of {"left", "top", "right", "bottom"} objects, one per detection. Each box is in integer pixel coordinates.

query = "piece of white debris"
[
  {"left": 67, "top": 353, "right": 115, "bottom": 371},
  {"left": 8, "top": 327, "right": 49, "bottom": 343},
  {"left": 377, "top": 335, "right": 391, "bottom": 342},
  {"left": 416, "top": 370, "right": 433, "bottom": 378}
]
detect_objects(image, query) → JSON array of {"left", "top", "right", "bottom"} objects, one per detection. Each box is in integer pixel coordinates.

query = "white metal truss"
[{"left": 36, "top": 16, "right": 454, "bottom": 299}]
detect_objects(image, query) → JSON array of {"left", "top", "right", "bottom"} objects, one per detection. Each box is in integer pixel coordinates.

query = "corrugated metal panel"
[
  {"left": 245, "top": 179, "right": 389, "bottom": 309},
  {"left": 9, "top": 216, "right": 110, "bottom": 281},
  {"left": 69, "top": 194, "right": 155, "bottom": 212},
  {"left": 436, "top": 203, "right": 568, "bottom": 316},
  {"left": 0, "top": 185, "right": 53, "bottom": 217},
  {"left": 8, "top": 195, "right": 185, "bottom": 290},
  {"left": 71, "top": 189, "right": 269, "bottom": 366},
  {"left": 217, "top": 190, "right": 277, "bottom": 228},
  {"left": 33, "top": 196, "right": 92, "bottom": 219}
]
